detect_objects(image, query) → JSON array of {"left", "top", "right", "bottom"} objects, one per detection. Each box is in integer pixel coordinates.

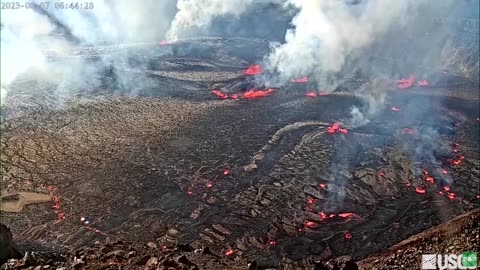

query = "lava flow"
[
  {"left": 327, "top": 122, "right": 348, "bottom": 134},
  {"left": 211, "top": 90, "right": 229, "bottom": 99},
  {"left": 417, "top": 80, "right": 429, "bottom": 86},
  {"left": 242, "top": 88, "right": 275, "bottom": 99},
  {"left": 397, "top": 75, "right": 415, "bottom": 89},
  {"left": 243, "top": 64, "right": 262, "bottom": 75}
]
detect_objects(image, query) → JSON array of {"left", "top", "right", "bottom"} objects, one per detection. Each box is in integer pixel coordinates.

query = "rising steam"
[
  {"left": 266, "top": 0, "right": 459, "bottom": 83},
  {"left": 166, "top": 0, "right": 284, "bottom": 41},
  {"left": 1, "top": 0, "right": 176, "bottom": 102},
  {"left": 2, "top": 0, "right": 477, "bottom": 104}
]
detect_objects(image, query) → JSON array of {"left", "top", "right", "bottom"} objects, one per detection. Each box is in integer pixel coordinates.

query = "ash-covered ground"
[{"left": 1, "top": 36, "right": 479, "bottom": 269}]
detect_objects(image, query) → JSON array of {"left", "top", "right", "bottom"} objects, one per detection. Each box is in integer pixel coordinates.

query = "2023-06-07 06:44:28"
[{"left": 0, "top": 2, "right": 94, "bottom": 9}]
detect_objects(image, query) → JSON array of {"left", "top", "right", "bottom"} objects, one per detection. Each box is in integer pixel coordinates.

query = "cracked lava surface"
[{"left": 1, "top": 37, "right": 479, "bottom": 267}]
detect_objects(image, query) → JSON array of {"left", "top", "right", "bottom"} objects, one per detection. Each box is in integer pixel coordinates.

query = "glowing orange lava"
[
  {"left": 397, "top": 75, "right": 415, "bottom": 89},
  {"left": 304, "top": 221, "right": 317, "bottom": 228},
  {"left": 327, "top": 122, "right": 348, "bottom": 134},
  {"left": 224, "top": 249, "right": 235, "bottom": 256},
  {"left": 243, "top": 65, "right": 262, "bottom": 75},
  {"left": 211, "top": 90, "right": 229, "bottom": 99},
  {"left": 417, "top": 80, "right": 429, "bottom": 86},
  {"left": 242, "top": 89, "right": 274, "bottom": 99},
  {"left": 416, "top": 187, "right": 426, "bottom": 194}
]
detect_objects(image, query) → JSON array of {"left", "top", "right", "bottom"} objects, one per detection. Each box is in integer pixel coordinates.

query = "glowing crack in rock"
[
  {"left": 415, "top": 187, "right": 426, "bottom": 194},
  {"left": 224, "top": 249, "right": 235, "bottom": 256}
]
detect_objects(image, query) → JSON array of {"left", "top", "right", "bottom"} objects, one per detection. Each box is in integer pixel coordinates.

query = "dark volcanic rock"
[{"left": 0, "top": 224, "right": 22, "bottom": 264}]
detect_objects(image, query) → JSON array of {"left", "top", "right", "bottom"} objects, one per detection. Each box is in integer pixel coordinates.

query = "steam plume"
[
  {"left": 166, "top": 0, "right": 284, "bottom": 40},
  {"left": 1, "top": 0, "right": 177, "bottom": 102},
  {"left": 268, "top": 0, "right": 444, "bottom": 83}
]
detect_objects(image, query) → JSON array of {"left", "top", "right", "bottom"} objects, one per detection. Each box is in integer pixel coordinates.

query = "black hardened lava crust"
[{"left": 1, "top": 38, "right": 479, "bottom": 269}]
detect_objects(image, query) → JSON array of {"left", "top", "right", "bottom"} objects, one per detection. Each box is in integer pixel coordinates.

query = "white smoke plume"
[
  {"left": 1, "top": 8, "right": 55, "bottom": 101},
  {"left": 268, "top": 0, "right": 415, "bottom": 82},
  {"left": 166, "top": 0, "right": 285, "bottom": 40},
  {"left": 1, "top": 0, "right": 176, "bottom": 102}
]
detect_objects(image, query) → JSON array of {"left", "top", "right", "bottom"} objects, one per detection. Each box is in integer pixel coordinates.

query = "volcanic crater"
[{"left": 1, "top": 37, "right": 479, "bottom": 268}]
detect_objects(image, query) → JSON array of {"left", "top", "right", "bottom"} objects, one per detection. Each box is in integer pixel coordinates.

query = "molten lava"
[
  {"left": 320, "top": 183, "right": 327, "bottom": 189},
  {"left": 304, "top": 221, "right": 317, "bottom": 228},
  {"left": 444, "top": 185, "right": 450, "bottom": 192},
  {"left": 205, "top": 181, "right": 213, "bottom": 189},
  {"left": 425, "top": 176, "right": 434, "bottom": 183},
  {"left": 338, "top": 128, "right": 348, "bottom": 134},
  {"left": 223, "top": 168, "right": 231, "bottom": 176},
  {"left": 224, "top": 249, "right": 235, "bottom": 256},
  {"left": 338, "top": 212, "right": 361, "bottom": 219},
  {"left": 417, "top": 80, "right": 429, "bottom": 86},
  {"left": 327, "top": 122, "right": 348, "bottom": 134},
  {"left": 447, "top": 192, "right": 456, "bottom": 200},
  {"left": 242, "top": 89, "right": 274, "bottom": 99},
  {"left": 306, "top": 197, "right": 315, "bottom": 204},
  {"left": 292, "top": 76, "right": 309, "bottom": 83},
  {"left": 211, "top": 90, "right": 229, "bottom": 99},
  {"left": 391, "top": 106, "right": 400, "bottom": 112},
  {"left": 305, "top": 92, "right": 317, "bottom": 97},
  {"left": 243, "top": 65, "right": 262, "bottom": 75},
  {"left": 268, "top": 240, "right": 277, "bottom": 246},
  {"left": 345, "top": 232, "right": 353, "bottom": 240},
  {"left": 397, "top": 75, "right": 415, "bottom": 89},
  {"left": 416, "top": 187, "right": 426, "bottom": 194}
]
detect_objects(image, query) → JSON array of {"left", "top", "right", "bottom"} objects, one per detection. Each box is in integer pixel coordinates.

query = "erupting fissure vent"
[
  {"left": 396, "top": 75, "right": 430, "bottom": 89},
  {"left": 242, "top": 88, "right": 275, "bottom": 99},
  {"left": 326, "top": 122, "right": 348, "bottom": 134},
  {"left": 243, "top": 64, "right": 262, "bottom": 75},
  {"left": 211, "top": 87, "right": 274, "bottom": 100}
]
